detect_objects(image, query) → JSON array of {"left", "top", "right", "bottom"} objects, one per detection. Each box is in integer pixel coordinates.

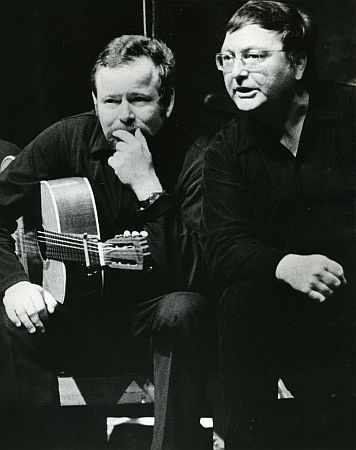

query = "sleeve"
[
  {"left": 201, "top": 130, "right": 286, "bottom": 290},
  {"left": 136, "top": 142, "right": 207, "bottom": 293},
  {"left": 0, "top": 122, "right": 65, "bottom": 294}
]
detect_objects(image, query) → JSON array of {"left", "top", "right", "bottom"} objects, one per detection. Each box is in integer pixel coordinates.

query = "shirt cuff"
[
  {"left": 248, "top": 249, "right": 287, "bottom": 282},
  {"left": 0, "top": 272, "right": 30, "bottom": 297},
  {"left": 136, "top": 191, "right": 173, "bottom": 222}
]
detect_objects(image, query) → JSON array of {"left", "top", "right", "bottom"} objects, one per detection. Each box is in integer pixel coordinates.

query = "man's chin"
[
  {"left": 234, "top": 97, "right": 265, "bottom": 112},
  {"left": 107, "top": 136, "right": 119, "bottom": 152}
]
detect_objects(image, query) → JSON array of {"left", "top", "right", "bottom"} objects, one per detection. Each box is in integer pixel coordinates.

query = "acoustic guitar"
[{"left": 0, "top": 167, "right": 150, "bottom": 303}]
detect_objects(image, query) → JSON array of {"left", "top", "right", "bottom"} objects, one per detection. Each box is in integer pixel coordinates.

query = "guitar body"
[{"left": 20, "top": 177, "right": 103, "bottom": 304}]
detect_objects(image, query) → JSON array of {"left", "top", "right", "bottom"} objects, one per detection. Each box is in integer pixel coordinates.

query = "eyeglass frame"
[{"left": 215, "top": 49, "right": 285, "bottom": 73}]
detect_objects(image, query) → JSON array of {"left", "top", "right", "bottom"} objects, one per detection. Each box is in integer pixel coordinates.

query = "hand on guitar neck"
[{"left": 3, "top": 281, "right": 58, "bottom": 334}]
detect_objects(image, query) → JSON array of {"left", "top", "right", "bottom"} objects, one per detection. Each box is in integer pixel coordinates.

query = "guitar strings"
[
  {"left": 21, "top": 238, "right": 145, "bottom": 257},
  {"left": 17, "top": 229, "right": 147, "bottom": 260},
  {"left": 36, "top": 236, "right": 144, "bottom": 258},
  {"left": 37, "top": 229, "right": 146, "bottom": 249},
  {"left": 18, "top": 240, "right": 144, "bottom": 265},
  {"left": 37, "top": 230, "right": 100, "bottom": 248}
]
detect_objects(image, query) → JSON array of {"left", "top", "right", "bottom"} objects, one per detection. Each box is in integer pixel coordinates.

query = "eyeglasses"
[{"left": 215, "top": 50, "right": 284, "bottom": 73}]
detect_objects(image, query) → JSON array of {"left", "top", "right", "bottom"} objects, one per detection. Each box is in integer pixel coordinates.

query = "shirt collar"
[
  {"left": 234, "top": 112, "right": 281, "bottom": 155},
  {"left": 234, "top": 87, "right": 319, "bottom": 156}
]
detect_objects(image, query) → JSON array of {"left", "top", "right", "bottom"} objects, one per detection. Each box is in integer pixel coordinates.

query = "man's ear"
[
  {"left": 293, "top": 51, "right": 307, "bottom": 81},
  {"left": 165, "top": 89, "right": 175, "bottom": 118},
  {"left": 91, "top": 92, "right": 98, "bottom": 114}
]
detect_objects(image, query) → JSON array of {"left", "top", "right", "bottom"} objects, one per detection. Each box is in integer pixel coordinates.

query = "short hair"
[
  {"left": 91, "top": 35, "right": 175, "bottom": 108},
  {"left": 226, "top": 0, "right": 317, "bottom": 84}
]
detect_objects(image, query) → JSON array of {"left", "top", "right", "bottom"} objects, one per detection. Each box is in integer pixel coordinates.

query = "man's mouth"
[
  {"left": 234, "top": 86, "right": 258, "bottom": 95},
  {"left": 113, "top": 128, "right": 137, "bottom": 137},
  {"left": 234, "top": 86, "right": 258, "bottom": 98},
  {"left": 109, "top": 128, "right": 136, "bottom": 142}
]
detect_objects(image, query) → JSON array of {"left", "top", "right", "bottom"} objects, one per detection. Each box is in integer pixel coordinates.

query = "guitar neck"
[
  {"left": 39, "top": 230, "right": 102, "bottom": 266},
  {"left": 37, "top": 229, "right": 150, "bottom": 270}
]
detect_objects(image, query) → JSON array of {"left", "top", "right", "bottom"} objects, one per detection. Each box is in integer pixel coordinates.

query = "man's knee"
[
  {"left": 0, "top": 304, "right": 50, "bottom": 356},
  {"left": 153, "top": 292, "right": 209, "bottom": 343},
  {"left": 0, "top": 304, "right": 17, "bottom": 337}
]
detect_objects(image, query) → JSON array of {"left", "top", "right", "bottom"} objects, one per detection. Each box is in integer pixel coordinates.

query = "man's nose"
[
  {"left": 231, "top": 56, "right": 248, "bottom": 79},
  {"left": 118, "top": 100, "right": 135, "bottom": 124}
]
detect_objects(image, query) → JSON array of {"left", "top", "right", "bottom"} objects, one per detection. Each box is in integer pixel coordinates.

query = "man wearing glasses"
[{"left": 202, "top": 1, "right": 355, "bottom": 449}]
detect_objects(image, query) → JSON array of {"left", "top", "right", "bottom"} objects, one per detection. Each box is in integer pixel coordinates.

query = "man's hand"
[
  {"left": 275, "top": 254, "right": 347, "bottom": 302},
  {"left": 3, "top": 281, "right": 58, "bottom": 333},
  {"left": 108, "top": 128, "right": 162, "bottom": 200}
]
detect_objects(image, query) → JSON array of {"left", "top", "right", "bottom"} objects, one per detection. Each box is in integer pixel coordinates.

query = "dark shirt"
[
  {"left": 202, "top": 81, "right": 356, "bottom": 289},
  {"left": 0, "top": 110, "right": 207, "bottom": 310}
]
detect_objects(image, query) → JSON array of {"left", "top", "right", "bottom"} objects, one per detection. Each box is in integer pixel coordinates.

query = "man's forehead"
[
  {"left": 96, "top": 57, "right": 160, "bottom": 90},
  {"left": 222, "top": 25, "right": 283, "bottom": 51}
]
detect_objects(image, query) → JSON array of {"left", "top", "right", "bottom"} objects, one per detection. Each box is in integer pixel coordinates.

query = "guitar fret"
[{"left": 42, "top": 232, "right": 101, "bottom": 267}]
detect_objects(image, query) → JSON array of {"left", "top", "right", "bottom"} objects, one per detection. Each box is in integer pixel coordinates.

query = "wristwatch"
[{"left": 139, "top": 191, "right": 166, "bottom": 210}]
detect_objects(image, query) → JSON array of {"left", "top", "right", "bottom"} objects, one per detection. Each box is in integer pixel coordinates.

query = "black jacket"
[
  {"left": 0, "top": 111, "right": 207, "bottom": 305},
  {"left": 202, "top": 81, "right": 356, "bottom": 289}
]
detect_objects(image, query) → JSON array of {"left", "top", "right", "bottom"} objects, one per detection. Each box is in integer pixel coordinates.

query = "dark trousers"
[
  {"left": 0, "top": 291, "right": 213, "bottom": 450},
  {"left": 219, "top": 280, "right": 355, "bottom": 450}
]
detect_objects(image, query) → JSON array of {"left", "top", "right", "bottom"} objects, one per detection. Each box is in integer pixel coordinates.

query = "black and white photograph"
[{"left": 0, "top": 1, "right": 355, "bottom": 449}]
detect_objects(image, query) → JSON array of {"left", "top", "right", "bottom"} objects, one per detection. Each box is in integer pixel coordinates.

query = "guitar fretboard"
[{"left": 38, "top": 230, "right": 102, "bottom": 266}]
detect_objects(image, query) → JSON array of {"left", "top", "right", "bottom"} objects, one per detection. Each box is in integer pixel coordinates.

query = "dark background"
[{"left": 0, "top": 0, "right": 355, "bottom": 147}]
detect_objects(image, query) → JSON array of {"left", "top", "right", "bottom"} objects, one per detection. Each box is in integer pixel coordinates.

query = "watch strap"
[{"left": 139, "top": 191, "right": 166, "bottom": 210}]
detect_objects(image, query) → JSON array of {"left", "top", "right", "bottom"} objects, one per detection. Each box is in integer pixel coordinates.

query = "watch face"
[
  {"left": 148, "top": 192, "right": 163, "bottom": 204},
  {"left": 139, "top": 191, "right": 165, "bottom": 209}
]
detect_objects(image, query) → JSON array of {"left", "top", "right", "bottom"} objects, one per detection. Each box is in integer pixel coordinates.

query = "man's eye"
[
  {"left": 244, "top": 52, "right": 263, "bottom": 59},
  {"left": 105, "top": 99, "right": 119, "bottom": 104},
  {"left": 222, "top": 54, "right": 233, "bottom": 62},
  {"left": 132, "top": 97, "right": 149, "bottom": 103}
]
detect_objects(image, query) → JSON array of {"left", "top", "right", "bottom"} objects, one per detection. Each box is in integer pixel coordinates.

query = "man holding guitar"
[{"left": 0, "top": 35, "right": 211, "bottom": 450}]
